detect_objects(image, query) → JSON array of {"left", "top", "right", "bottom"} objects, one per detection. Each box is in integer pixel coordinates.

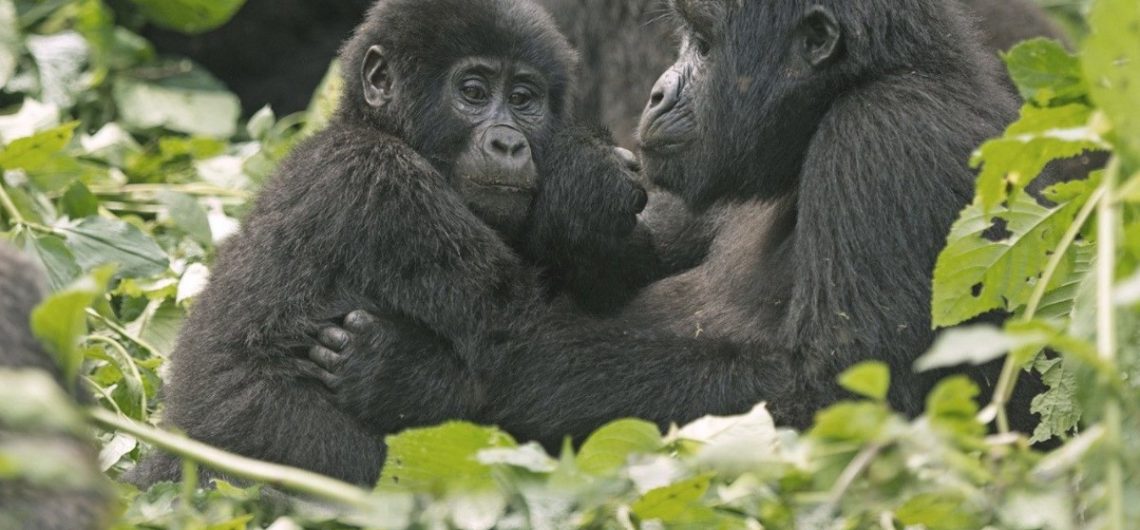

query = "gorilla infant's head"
[{"left": 337, "top": 0, "right": 578, "bottom": 235}]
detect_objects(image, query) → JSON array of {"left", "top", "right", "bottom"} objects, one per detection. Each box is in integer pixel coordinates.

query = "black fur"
[
  {"left": 128, "top": 0, "right": 649, "bottom": 487},
  {"left": 0, "top": 244, "right": 112, "bottom": 530},
  {"left": 320, "top": 0, "right": 1046, "bottom": 451},
  {"left": 537, "top": 0, "right": 1069, "bottom": 146}
]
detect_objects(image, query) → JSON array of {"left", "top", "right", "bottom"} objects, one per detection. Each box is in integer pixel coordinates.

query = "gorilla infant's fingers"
[
  {"left": 614, "top": 147, "right": 642, "bottom": 172},
  {"left": 318, "top": 326, "right": 350, "bottom": 350},
  {"left": 343, "top": 310, "right": 380, "bottom": 333},
  {"left": 309, "top": 345, "right": 344, "bottom": 372}
]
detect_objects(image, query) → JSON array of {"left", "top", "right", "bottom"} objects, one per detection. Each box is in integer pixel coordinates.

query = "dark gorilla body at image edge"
[
  {"left": 318, "top": 0, "right": 1048, "bottom": 452},
  {"left": 127, "top": 0, "right": 655, "bottom": 487}
]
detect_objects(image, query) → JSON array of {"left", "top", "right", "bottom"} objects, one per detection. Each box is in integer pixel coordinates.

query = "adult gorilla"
[
  {"left": 316, "top": 0, "right": 1046, "bottom": 447},
  {"left": 535, "top": 0, "right": 1068, "bottom": 145}
]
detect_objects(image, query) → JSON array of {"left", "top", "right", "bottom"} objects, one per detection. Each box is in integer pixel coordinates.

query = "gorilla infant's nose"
[{"left": 486, "top": 125, "right": 530, "bottom": 164}]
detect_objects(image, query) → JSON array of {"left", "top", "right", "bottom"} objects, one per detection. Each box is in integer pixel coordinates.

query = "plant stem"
[
  {"left": 0, "top": 182, "right": 27, "bottom": 225},
  {"left": 88, "top": 335, "right": 148, "bottom": 418},
  {"left": 1096, "top": 157, "right": 1123, "bottom": 530},
  {"left": 87, "top": 407, "right": 377, "bottom": 508},
  {"left": 989, "top": 185, "right": 1106, "bottom": 433},
  {"left": 87, "top": 308, "right": 165, "bottom": 359}
]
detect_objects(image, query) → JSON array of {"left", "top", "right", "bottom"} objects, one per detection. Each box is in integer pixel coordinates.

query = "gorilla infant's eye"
[
  {"left": 461, "top": 81, "right": 489, "bottom": 103},
  {"left": 508, "top": 90, "right": 533, "bottom": 107}
]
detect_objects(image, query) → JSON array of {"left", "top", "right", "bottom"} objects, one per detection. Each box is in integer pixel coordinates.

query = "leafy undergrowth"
[{"left": 2, "top": 0, "right": 1139, "bottom": 528}]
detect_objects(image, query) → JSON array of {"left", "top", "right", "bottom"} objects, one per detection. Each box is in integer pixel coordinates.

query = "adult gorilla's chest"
[{"left": 626, "top": 198, "right": 796, "bottom": 344}]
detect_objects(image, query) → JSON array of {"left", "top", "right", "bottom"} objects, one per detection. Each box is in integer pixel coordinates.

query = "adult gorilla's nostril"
[{"left": 646, "top": 69, "right": 681, "bottom": 113}]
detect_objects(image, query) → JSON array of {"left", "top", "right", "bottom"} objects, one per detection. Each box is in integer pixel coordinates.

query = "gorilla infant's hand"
[
  {"left": 529, "top": 127, "right": 648, "bottom": 260},
  {"left": 307, "top": 310, "right": 480, "bottom": 433}
]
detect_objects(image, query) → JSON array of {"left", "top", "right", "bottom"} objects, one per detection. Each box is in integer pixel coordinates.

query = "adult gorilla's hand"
[
  {"left": 527, "top": 127, "right": 648, "bottom": 264},
  {"left": 307, "top": 310, "right": 481, "bottom": 433}
]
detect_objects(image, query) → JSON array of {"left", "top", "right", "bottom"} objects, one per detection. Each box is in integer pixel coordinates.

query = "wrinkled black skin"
[
  {"left": 0, "top": 244, "right": 112, "bottom": 530},
  {"left": 319, "top": 0, "right": 1047, "bottom": 451},
  {"left": 127, "top": 0, "right": 655, "bottom": 488},
  {"left": 535, "top": 0, "right": 1069, "bottom": 147}
]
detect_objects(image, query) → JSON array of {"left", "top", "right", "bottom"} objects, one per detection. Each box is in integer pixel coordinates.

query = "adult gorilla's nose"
[
  {"left": 644, "top": 69, "right": 682, "bottom": 123},
  {"left": 485, "top": 125, "right": 530, "bottom": 167}
]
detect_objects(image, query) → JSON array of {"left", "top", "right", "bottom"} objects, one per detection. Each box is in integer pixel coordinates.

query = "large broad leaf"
[
  {"left": 972, "top": 104, "right": 1104, "bottom": 212},
  {"left": 1003, "top": 38, "right": 1088, "bottom": 106},
  {"left": 61, "top": 216, "right": 169, "bottom": 279},
  {"left": 25, "top": 32, "right": 89, "bottom": 109},
  {"left": 0, "top": 122, "right": 88, "bottom": 193},
  {"left": 30, "top": 265, "right": 115, "bottom": 387},
  {"left": 1083, "top": 0, "right": 1140, "bottom": 166},
  {"left": 576, "top": 418, "right": 662, "bottom": 476},
  {"left": 380, "top": 422, "right": 516, "bottom": 495},
  {"left": 113, "top": 64, "right": 239, "bottom": 138},
  {"left": 932, "top": 189, "right": 1087, "bottom": 328},
  {"left": 158, "top": 191, "right": 211, "bottom": 245},
  {"left": 15, "top": 230, "right": 81, "bottom": 292},
  {"left": 128, "top": 0, "right": 246, "bottom": 34}
]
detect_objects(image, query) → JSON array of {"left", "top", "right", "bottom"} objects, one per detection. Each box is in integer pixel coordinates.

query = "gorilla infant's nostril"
[{"left": 486, "top": 126, "right": 529, "bottom": 160}]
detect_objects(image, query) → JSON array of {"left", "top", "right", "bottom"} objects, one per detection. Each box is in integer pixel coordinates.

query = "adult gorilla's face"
[{"left": 637, "top": 0, "right": 846, "bottom": 210}]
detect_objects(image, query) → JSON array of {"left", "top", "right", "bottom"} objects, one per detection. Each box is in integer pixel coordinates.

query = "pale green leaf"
[
  {"left": 0, "top": 0, "right": 18, "bottom": 88},
  {"left": 127, "top": 0, "right": 246, "bottom": 34},
  {"left": 113, "top": 65, "right": 239, "bottom": 138},
  {"left": 576, "top": 418, "right": 662, "bottom": 476},
  {"left": 30, "top": 265, "right": 114, "bottom": 385},
  {"left": 837, "top": 361, "right": 890, "bottom": 401},
  {"left": 1083, "top": 0, "right": 1140, "bottom": 165},
  {"left": 380, "top": 422, "right": 516, "bottom": 494},
  {"left": 61, "top": 216, "right": 169, "bottom": 279},
  {"left": 1004, "top": 38, "right": 1087, "bottom": 106},
  {"left": 158, "top": 191, "right": 211, "bottom": 245}
]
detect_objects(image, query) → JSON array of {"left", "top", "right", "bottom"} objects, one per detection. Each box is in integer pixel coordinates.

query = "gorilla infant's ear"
[
  {"left": 798, "top": 6, "right": 842, "bottom": 68},
  {"left": 363, "top": 45, "right": 395, "bottom": 108}
]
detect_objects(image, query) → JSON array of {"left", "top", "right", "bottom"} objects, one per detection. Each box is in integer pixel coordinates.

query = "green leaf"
[
  {"left": 576, "top": 419, "right": 662, "bottom": 476},
  {"left": 1082, "top": 0, "right": 1140, "bottom": 165},
  {"left": 809, "top": 402, "right": 891, "bottom": 443},
  {"left": 925, "top": 376, "right": 986, "bottom": 438},
  {"left": 113, "top": 65, "right": 240, "bottom": 138},
  {"left": 838, "top": 361, "right": 890, "bottom": 401},
  {"left": 632, "top": 474, "right": 712, "bottom": 522},
  {"left": 1004, "top": 38, "right": 1088, "bottom": 106},
  {"left": 896, "top": 493, "right": 983, "bottom": 530},
  {"left": 61, "top": 216, "right": 169, "bottom": 279},
  {"left": 381, "top": 422, "right": 516, "bottom": 494},
  {"left": 1030, "top": 356, "right": 1082, "bottom": 443},
  {"left": 61, "top": 182, "right": 99, "bottom": 219},
  {"left": 0, "top": 122, "right": 77, "bottom": 170},
  {"left": 17, "top": 231, "right": 80, "bottom": 292},
  {"left": 916, "top": 324, "right": 1050, "bottom": 372},
  {"left": 30, "top": 265, "right": 114, "bottom": 385},
  {"left": 125, "top": 299, "right": 184, "bottom": 356},
  {"left": 127, "top": 0, "right": 246, "bottom": 34},
  {"left": 932, "top": 191, "right": 1087, "bottom": 327},
  {"left": 246, "top": 105, "right": 275, "bottom": 140},
  {"left": 972, "top": 104, "right": 1103, "bottom": 213},
  {"left": 158, "top": 191, "right": 211, "bottom": 245}
]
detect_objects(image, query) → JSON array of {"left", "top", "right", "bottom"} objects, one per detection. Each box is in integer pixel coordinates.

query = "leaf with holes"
[{"left": 932, "top": 190, "right": 1088, "bottom": 328}]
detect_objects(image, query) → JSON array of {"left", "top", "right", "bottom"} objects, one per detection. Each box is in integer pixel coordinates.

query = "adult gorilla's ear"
[
  {"left": 797, "top": 6, "right": 842, "bottom": 68},
  {"left": 362, "top": 45, "right": 395, "bottom": 108}
]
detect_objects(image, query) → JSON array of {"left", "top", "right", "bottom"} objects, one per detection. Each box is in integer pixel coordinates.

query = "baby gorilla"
[{"left": 129, "top": 0, "right": 646, "bottom": 487}]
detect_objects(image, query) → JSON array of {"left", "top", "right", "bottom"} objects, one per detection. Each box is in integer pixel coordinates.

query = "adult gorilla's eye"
[
  {"left": 461, "top": 81, "right": 489, "bottom": 103},
  {"left": 694, "top": 36, "right": 711, "bottom": 57}
]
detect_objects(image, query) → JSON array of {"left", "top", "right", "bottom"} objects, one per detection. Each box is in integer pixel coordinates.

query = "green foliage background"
[{"left": 1, "top": 0, "right": 1138, "bottom": 528}]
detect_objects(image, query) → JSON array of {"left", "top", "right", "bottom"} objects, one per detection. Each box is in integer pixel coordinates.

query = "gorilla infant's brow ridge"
[{"left": 127, "top": 0, "right": 655, "bottom": 487}]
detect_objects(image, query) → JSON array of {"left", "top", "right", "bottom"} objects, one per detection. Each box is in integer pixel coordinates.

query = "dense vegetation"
[{"left": 1, "top": 0, "right": 1137, "bottom": 528}]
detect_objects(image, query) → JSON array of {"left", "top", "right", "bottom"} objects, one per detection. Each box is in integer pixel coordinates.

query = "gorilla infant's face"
[{"left": 448, "top": 57, "right": 552, "bottom": 238}]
